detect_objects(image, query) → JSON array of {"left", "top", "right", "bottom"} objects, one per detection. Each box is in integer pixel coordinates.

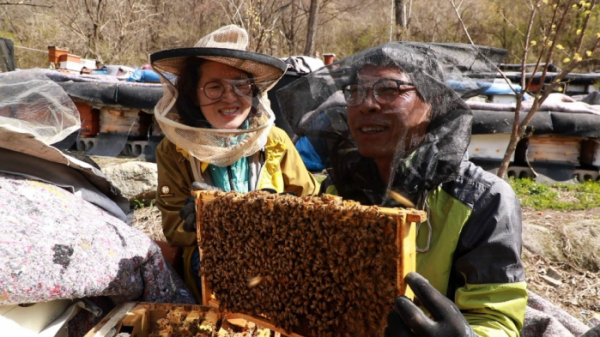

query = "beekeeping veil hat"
[
  {"left": 277, "top": 42, "right": 506, "bottom": 205},
  {"left": 151, "top": 25, "right": 287, "bottom": 166}
]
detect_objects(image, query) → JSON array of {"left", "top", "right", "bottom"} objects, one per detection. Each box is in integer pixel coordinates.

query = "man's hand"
[
  {"left": 385, "top": 272, "right": 476, "bottom": 337},
  {"left": 179, "top": 182, "right": 221, "bottom": 232}
]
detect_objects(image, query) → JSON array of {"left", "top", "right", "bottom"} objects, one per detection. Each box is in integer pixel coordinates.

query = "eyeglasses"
[
  {"left": 342, "top": 79, "right": 415, "bottom": 106},
  {"left": 199, "top": 79, "right": 255, "bottom": 100}
]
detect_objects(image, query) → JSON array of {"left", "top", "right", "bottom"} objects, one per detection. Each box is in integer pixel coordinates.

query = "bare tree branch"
[
  {"left": 446, "top": 0, "right": 474, "bottom": 44},
  {"left": 303, "top": 0, "right": 319, "bottom": 56},
  {"left": 0, "top": 2, "right": 52, "bottom": 7}
]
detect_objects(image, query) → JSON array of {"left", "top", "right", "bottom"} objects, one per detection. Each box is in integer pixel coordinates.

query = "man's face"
[{"left": 346, "top": 65, "right": 431, "bottom": 161}]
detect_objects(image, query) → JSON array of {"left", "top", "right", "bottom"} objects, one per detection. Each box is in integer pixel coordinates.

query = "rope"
[{"left": 13, "top": 45, "right": 48, "bottom": 54}]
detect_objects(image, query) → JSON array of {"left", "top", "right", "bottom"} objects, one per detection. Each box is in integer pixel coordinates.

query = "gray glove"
[
  {"left": 260, "top": 188, "right": 297, "bottom": 196},
  {"left": 385, "top": 272, "right": 476, "bottom": 337},
  {"left": 580, "top": 324, "right": 600, "bottom": 337},
  {"left": 179, "top": 182, "right": 220, "bottom": 232}
]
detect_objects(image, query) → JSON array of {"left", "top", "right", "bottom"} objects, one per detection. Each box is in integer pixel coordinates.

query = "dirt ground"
[
  {"left": 521, "top": 207, "right": 600, "bottom": 324},
  {"left": 132, "top": 205, "right": 600, "bottom": 325},
  {"left": 521, "top": 206, "right": 600, "bottom": 227}
]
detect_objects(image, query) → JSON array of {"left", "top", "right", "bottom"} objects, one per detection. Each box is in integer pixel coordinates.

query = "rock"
[
  {"left": 101, "top": 161, "right": 157, "bottom": 201},
  {"left": 523, "top": 222, "right": 600, "bottom": 272},
  {"left": 522, "top": 224, "right": 566, "bottom": 260},
  {"left": 540, "top": 274, "right": 562, "bottom": 287},
  {"left": 546, "top": 266, "right": 562, "bottom": 280}
]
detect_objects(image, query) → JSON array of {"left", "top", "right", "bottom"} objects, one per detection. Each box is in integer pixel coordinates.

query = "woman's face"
[
  {"left": 196, "top": 60, "right": 253, "bottom": 129},
  {"left": 346, "top": 65, "right": 431, "bottom": 161}
]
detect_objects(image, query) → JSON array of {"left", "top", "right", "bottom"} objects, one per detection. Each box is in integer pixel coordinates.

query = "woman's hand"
[{"left": 179, "top": 182, "right": 221, "bottom": 232}]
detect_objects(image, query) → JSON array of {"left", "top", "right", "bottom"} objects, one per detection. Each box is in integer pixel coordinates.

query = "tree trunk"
[
  {"left": 303, "top": 0, "right": 319, "bottom": 56},
  {"left": 395, "top": 0, "right": 411, "bottom": 40},
  {"left": 149, "top": 0, "right": 164, "bottom": 52},
  {"left": 496, "top": 132, "right": 521, "bottom": 179},
  {"left": 395, "top": 0, "right": 408, "bottom": 28}
]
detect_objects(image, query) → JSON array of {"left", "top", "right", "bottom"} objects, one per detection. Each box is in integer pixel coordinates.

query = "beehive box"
[
  {"left": 194, "top": 190, "right": 426, "bottom": 337},
  {"left": 84, "top": 302, "right": 283, "bottom": 337}
]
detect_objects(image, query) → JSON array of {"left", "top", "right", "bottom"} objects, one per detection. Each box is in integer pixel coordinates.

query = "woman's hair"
[{"left": 176, "top": 57, "right": 206, "bottom": 105}]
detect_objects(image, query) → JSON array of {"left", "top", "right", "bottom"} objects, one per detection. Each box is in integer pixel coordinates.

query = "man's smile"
[{"left": 359, "top": 126, "right": 388, "bottom": 134}]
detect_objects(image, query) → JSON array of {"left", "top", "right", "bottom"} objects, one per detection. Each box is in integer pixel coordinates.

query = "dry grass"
[
  {"left": 132, "top": 204, "right": 167, "bottom": 242},
  {"left": 523, "top": 247, "right": 600, "bottom": 325}
]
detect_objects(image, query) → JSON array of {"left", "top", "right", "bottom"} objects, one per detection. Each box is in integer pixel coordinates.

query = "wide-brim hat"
[{"left": 150, "top": 25, "right": 286, "bottom": 92}]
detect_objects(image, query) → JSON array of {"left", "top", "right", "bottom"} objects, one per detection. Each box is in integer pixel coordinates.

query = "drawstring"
[{"left": 416, "top": 190, "right": 432, "bottom": 253}]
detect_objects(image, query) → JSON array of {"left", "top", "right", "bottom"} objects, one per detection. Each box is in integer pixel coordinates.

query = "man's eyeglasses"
[
  {"left": 199, "top": 79, "right": 255, "bottom": 100},
  {"left": 342, "top": 79, "right": 415, "bottom": 106}
]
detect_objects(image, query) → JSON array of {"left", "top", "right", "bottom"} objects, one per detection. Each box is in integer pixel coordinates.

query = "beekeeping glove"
[
  {"left": 385, "top": 272, "right": 476, "bottom": 337},
  {"left": 259, "top": 188, "right": 297, "bottom": 196},
  {"left": 580, "top": 323, "right": 600, "bottom": 337},
  {"left": 180, "top": 182, "right": 221, "bottom": 232}
]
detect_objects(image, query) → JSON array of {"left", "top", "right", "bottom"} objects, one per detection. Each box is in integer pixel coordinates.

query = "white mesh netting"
[
  {"left": 0, "top": 74, "right": 80, "bottom": 145},
  {"left": 154, "top": 89, "right": 274, "bottom": 167}
]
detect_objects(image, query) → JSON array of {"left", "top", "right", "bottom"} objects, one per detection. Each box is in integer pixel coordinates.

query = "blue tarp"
[
  {"left": 295, "top": 136, "right": 324, "bottom": 171},
  {"left": 447, "top": 80, "right": 522, "bottom": 95},
  {"left": 127, "top": 69, "right": 161, "bottom": 83}
]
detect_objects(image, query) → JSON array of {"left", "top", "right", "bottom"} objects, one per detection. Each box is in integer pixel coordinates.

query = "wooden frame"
[
  {"left": 85, "top": 303, "right": 221, "bottom": 337},
  {"left": 194, "top": 191, "right": 426, "bottom": 329}
]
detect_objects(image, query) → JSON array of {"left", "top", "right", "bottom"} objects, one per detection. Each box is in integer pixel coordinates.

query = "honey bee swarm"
[
  {"left": 148, "top": 306, "right": 219, "bottom": 337},
  {"left": 199, "top": 191, "right": 400, "bottom": 337}
]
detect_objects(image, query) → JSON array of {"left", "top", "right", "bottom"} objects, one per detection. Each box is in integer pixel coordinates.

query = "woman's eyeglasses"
[
  {"left": 343, "top": 79, "right": 415, "bottom": 106},
  {"left": 199, "top": 79, "right": 255, "bottom": 100}
]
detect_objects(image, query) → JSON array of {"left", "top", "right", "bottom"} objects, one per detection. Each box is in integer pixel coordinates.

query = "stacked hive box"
[{"left": 84, "top": 302, "right": 277, "bottom": 337}]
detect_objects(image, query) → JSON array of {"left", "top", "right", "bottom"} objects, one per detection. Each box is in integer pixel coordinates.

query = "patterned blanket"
[{"left": 0, "top": 172, "right": 194, "bottom": 306}]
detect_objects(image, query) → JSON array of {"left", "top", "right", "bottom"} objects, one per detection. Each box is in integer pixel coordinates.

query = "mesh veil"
[
  {"left": 151, "top": 25, "right": 287, "bottom": 167},
  {"left": 277, "top": 42, "right": 507, "bottom": 205},
  {"left": 0, "top": 71, "right": 80, "bottom": 145}
]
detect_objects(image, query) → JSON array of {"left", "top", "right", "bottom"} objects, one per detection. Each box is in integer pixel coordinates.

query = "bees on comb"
[{"left": 198, "top": 190, "right": 408, "bottom": 337}]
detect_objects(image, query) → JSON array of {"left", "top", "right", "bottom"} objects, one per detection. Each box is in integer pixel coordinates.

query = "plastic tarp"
[
  {"left": 58, "top": 81, "right": 162, "bottom": 111},
  {"left": 126, "top": 69, "right": 161, "bottom": 83},
  {"left": 448, "top": 79, "right": 522, "bottom": 95},
  {"left": 470, "top": 92, "right": 600, "bottom": 136},
  {"left": 2, "top": 68, "right": 163, "bottom": 111},
  {"left": 295, "top": 136, "right": 324, "bottom": 171},
  {"left": 471, "top": 110, "right": 553, "bottom": 134}
]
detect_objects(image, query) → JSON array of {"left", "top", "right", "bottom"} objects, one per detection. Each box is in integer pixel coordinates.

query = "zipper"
[
  {"left": 255, "top": 150, "right": 266, "bottom": 190},
  {"left": 227, "top": 165, "right": 235, "bottom": 191}
]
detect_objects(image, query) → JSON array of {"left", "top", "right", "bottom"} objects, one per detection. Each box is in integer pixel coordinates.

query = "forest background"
[{"left": 2, "top": 0, "right": 600, "bottom": 71}]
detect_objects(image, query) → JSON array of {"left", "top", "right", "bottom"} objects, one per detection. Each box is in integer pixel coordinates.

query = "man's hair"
[{"left": 347, "top": 46, "right": 448, "bottom": 108}]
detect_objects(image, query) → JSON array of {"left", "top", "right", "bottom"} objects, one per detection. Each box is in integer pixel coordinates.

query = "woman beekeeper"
[{"left": 150, "top": 25, "right": 319, "bottom": 302}]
